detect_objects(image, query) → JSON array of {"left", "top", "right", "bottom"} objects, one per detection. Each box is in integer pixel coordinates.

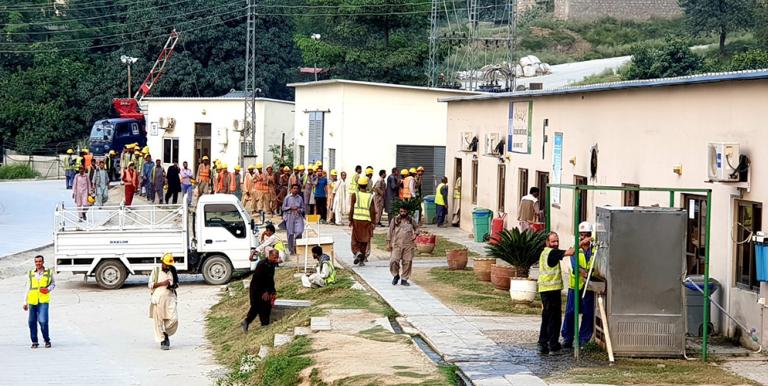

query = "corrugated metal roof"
[
  {"left": 144, "top": 91, "right": 294, "bottom": 105},
  {"left": 438, "top": 69, "right": 768, "bottom": 102},
  {"left": 287, "top": 79, "right": 482, "bottom": 95}
]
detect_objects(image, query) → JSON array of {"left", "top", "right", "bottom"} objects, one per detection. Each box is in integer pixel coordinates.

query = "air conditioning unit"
[
  {"left": 485, "top": 133, "right": 504, "bottom": 155},
  {"left": 232, "top": 119, "right": 242, "bottom": 132},
  {"left": 459, "top": 131, "right": 478, "bottom": 152},
  {"left": 167, "top": 117, "right": 176, "bottom": 130},
  {"left": 217, "top": 127, "right": 228, "bottom": 145},
  {"left": 707, "top": 142, "right": 740, "bottom": 181},
  {"left": 158, "top": 117, "right": 165, "bottom": 128}
]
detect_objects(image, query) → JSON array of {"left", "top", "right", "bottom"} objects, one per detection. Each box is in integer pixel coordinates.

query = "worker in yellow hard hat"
[
  {"left": 401, "top": 169, "right": 415, "bottom": 200},
  {"left": 149, "top": 252, "right": 179, "bottom": 351},
  {"left": 216, "top": 163, "right": 230, "bottom": 193},
  {"left": 349, "top": 165, "right": 362, "bottom": 195},
  {"left": 414, "top": 166, "right": 425, "bottom": 220},
  {"left": 107, "top": 150, "right": 118, "bottom": 182},
  {"left": 371, "top": 168, "right": 386, "bottom": 226},
  {"left": 243, "top": 164, "right": 257, "bottom": 213},
  {"left": 197, "top": 156, "right": 212, "bottom": 195},
  {"left": 327, "top": 169, "right": 339, "bottom": 224},
  {"left": 64, "top": 149, "right": 76, "bottom": 189},
  {"left": 350, "top": 174, "right": 375, "bottom": 266},
  {"left": 297, "top": 164, "right": 305, "bottom": 171},
  {"left": 231, "top": 165, "right": 243, "bottom": 200},
  {"left": 82, "top": 149, "right": 93, "bottom": 171}
]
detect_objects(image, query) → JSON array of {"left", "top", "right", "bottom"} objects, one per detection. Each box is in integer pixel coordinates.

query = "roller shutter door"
[{"left": 395, "top": 145, "right": 446, "bottom": 196}]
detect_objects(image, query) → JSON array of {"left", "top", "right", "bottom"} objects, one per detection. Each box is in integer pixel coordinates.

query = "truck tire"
[
  {"left": 202, "top": 255, "right": 233, "bottom": 285},
  {"left": 95, "top": 260, "right": 128, "bottom": 290}
]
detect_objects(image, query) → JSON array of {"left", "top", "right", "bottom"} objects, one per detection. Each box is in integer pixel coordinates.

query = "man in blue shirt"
[{"left": 314, "top": 170, "right": 328, "bottom": 223}]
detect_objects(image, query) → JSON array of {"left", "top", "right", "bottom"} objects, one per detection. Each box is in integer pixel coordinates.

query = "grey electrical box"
[{"left": 593, "top": 206, "right": 686, "bottom": 357}]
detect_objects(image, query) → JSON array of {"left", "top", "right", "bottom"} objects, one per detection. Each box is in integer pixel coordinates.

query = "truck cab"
[
  {"left": 88, "top": 118, "right": 147, "bottom": 157},
  {"left": 54, "top": 193, "right": 256, "bottom": 289}
]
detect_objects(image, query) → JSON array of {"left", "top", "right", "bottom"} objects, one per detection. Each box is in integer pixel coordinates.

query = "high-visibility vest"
[
  {"left": 84, "top": 154, "right": 93, "bottom": 169},
  {"left": 216, "top": 172, "right": 230, "bottom": 193},
  {"left": 75, "top": 156, "right": 83, "bottom": 169},
  {"left": 435, "top": 183, "right": 447, "bottom": 206},
  {"left": 402, "top": 176, "right": 413, "bottom": 199},
  {"left": 569, "top": 246, "right": 596, "bottom": 290},
  {"left": 537, "top": 248, "right": 563, "bottom": 293},
  {"left": 453, "top": 178, "right": 461, "bottom": 199},
  {"left": 27, "top": 269, "right": 52, "bottom": 305},
  {"left": 349, "top": 173, "right": 359, "bottom": 193},
  {"left": 324, "top": 261, "right": 336, "bottom": 285},
  {"left": 256, "top": 173, "right": 270, "bottom": 192},
  {"left": 230, "top": 173, "right": 241, "bottom": 193},
  {"left": 353, "top": 191, "right": 373, "bottom": 221},
  {"left": 244, "top": 173, "right": 254, "bottom": 192},
  {"left": 198, "top": 164, "right": 211, "bottom": 182},
  {"left": 64, "top": 155, "right": 73, "bottom": 171}
]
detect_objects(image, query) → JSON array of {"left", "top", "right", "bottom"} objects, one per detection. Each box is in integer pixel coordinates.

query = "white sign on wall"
[
  {"left": 507, "top": 101, "right": 532, "bottom": 154},
  {"left": 552, "top": 132, "right": 563, "bottom": 205}
]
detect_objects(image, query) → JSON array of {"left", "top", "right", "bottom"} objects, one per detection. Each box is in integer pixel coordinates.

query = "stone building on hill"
[{"left": 518, "top": 0, "right": 681, "bottom": 21}]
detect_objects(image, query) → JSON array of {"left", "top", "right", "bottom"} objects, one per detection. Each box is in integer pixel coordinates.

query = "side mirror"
[{"left": 250, "top": 219, "right": 256, "bottom": 233}]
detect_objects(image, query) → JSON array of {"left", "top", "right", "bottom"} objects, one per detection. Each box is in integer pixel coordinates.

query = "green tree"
[
  {"left": 679, "top": 0, "right": 755, "bottom": 56},
  {"left": 624, "top": 39, "right": 703, "bottom": 80},
  {"left": 268, "top": 141, "right": 294, "bottom": 168}
]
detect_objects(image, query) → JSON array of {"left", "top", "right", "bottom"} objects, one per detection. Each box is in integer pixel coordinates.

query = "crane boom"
[{"left": 134, "top": 29, "right": 179, "bottom": 102}]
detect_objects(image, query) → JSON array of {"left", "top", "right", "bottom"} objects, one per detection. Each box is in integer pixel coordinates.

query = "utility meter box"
[{"left": 594, "top": 206, "right": 686, "bottom": 357}]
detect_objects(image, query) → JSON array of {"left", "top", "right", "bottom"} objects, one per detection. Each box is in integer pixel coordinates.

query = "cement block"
[
  {"left": 311, "top": 317, "right": 332, "bottom": 331},
  {"left": 257, "top": 345, "right": 270, "bottom": 360},
  {"left": 273, "top": 334, "right": 292, "bottom": 347},
  {"left": 294, "top": 326, "right": 312, "bottom": 336}
]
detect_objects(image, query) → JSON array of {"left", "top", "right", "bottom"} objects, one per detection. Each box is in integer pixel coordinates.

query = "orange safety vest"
[
  {"left": 230, "top": 172, "right": 240, "bottom": 192},
  {"left": 244, "top": 173, "right": 254, "bottom": 192},
  {"left": 198, "top": 164, "right": 211, "bottom": 182},
  {"left": 84, "top": 154, "right": 93, "bottom": 170},
  {"left": 216, "top": 172, "right": 230, "bottom": 193},
  {"left": 401, "top": 176, "right": 413, "bottom": 199},
  {"left": 255, "top": 173, "right": 270, "bottom": 192}
]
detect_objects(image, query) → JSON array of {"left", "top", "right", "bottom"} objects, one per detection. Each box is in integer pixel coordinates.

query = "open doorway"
[{"left": 194, "top": 123, "right": 211, "bottom": 173}]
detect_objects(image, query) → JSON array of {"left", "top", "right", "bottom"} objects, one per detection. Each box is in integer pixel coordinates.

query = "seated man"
[
  {"left": 251, "top": 224, "right": 286, "bottom": 264},
  {"left": 301, "top": 246, "right": 336, "bottom": 288}
]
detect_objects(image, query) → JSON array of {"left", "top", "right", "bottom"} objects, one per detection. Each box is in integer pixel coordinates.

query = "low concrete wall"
[{"left": 2, "top": 150, "right": 66, "bottom": 179}]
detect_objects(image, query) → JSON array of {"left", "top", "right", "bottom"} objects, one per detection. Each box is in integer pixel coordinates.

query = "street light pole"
[
  {"left": 310, "top": 33, "right": 321, "bottom": 82},
  {"left": 120, "top": 55, "right": 138, "bottom": 98}
]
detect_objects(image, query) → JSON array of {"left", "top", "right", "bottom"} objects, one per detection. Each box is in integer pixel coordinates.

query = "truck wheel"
[
  {"left": 95, "top": 260, "right": 128, "bottom": 290},
  {"left": 202, "top": 255, "right": 233, "bottom": 285}
]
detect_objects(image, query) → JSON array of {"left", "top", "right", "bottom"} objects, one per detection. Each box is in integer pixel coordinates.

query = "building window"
[
  {"left": 574, "top": 175, "right": 587, "bottom": 223},
  {"left": 308, "top": 112, "right": 324, "bottom": 164},
  {"left": 736, "top": 200, "right": 762, "bottom": 290},
  {"left": 471, "top": 160, "right": 478, "bottom": 205},
  {"left": 497, "top": 164, "right": 506, "bottom": 212},
  {"left": 298, "top": 145, "right": 305, "bottom": 166},
  {"left": 518, "top": 168, "right": 528, "bottom": 201},
  {"left": 163, "top": 138, "right": 179, "bottom": 164},
  {"left": 684, "top": 194, "right": 707, "bottom": 275},
  {"left": 622, "top": 183, "right": 639, "bottom": 206},
  {"left": 328, "top": 148, "right": 336, "bottom": 171}
]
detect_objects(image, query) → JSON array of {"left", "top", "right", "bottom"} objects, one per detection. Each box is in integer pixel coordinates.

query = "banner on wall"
[
  {"left": 507, "top": 101, "right": 533, "bottom": 154},
  {"left": 552, "top": 132, "right": 563, "bottom": 205}
]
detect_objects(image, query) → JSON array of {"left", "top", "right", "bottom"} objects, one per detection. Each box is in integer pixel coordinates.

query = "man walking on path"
[
  {"left": 107, "top": 150, "right": 119, "bottom": 182},
  {"left": 215, "top": 164, "right": 231, "bottom": 194},
  {"left": 72, "top": 166, "right": 91, "bottom": 221},
  {"left": 242, "top": 249, "right": 279, "bottom": 332},
  {"left": 537, "top": 232, "right": 574, "bottom": 354},
  {"left": 387, "top": 207, "right": 417, "bottom": 286},
  {"left": 562, "top": 222, "right": 596, "bottom": 349},
  {"left": 349, "top": 176, "right": 376, "bottom": 266},
  {"left": 231, "top": 165, "right": 243, "bottom": 200},
  {"left": 64, "top": 149, "right": 75, "bottom": 189},
  {"left": 142, "top": 155, "right": 154, "bottom": 198},
  {"left": 196, "top": 156, "right": 212, "bottom": 195},
  {"left": 122, "top": 163, "right": 139, "bottom": 206},
  {"left": 385, "top": 167, "right": 399, "bottom": 221},
  {"left": 24, "top": 255, "right": 55, "bottom": 349},
  {"left": 373, "top": 170, "right": 386, "bottom": 226},
  {"left": 165, "top": 161, "right": 181, "bottom": 204},
  {"left": 180, "top": 161, "right": 194, "bottom": 206},
  {"left": 152, "top": 159, "right": 166, "bottom": 204},
  {"left": 348, "top": 165, "right": 362, "bottom": 210},
  {"left": 92, "top": 160, "right": 110, "bottom": 206},
  {"left": 148, "top": 253, "right": 179, "bottom": 350},
  {"left": 435, "top": 177, "right": 449, "bottom": 227},
  {"left": 282, "top": 184, "right": 306, "bottom": 255},
  {"left": 332, "top": 171, "right": 347, "bottom": 226}
]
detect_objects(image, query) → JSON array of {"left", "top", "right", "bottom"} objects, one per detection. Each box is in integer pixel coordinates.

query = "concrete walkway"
[{"left": 321, "top": 225, "right": 547, "bottom": 386}]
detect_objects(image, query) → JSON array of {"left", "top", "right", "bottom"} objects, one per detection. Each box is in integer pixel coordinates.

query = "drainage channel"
[{"left": 388, "top": 316, "right": 472, "bottom": 386}]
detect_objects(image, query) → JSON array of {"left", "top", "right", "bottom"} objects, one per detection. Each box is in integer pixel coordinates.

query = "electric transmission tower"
[
  {"left": 428, "top": 0, "right": 439, "bottom": 87},
  {"left": 243, "top": 0, "right": 257, "bottom": 164}
]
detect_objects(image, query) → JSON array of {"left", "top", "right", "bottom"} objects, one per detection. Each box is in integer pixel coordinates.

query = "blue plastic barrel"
[{"left": 756, "top": 242, "right": 768, "bottom": 282}]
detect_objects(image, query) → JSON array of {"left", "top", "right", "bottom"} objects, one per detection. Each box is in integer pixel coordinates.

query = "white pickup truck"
[{"left": 54, "top": 194, "right": 257, "bottom": 289}]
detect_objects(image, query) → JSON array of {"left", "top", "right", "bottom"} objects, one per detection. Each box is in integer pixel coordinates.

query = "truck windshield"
[
  {"left": 89, "top": 123, "right": 113, "bottom": 139},
  {"left": 204, "top": 204, "right": 246, "bottom": 238}
]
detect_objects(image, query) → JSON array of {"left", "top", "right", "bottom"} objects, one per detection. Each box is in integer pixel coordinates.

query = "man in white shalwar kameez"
[
  {"left": 332, "top": 171, "right": 348, "bottom": 226},
  {"left": 148, "top": 253, "right": 178, "bottom": 350}
]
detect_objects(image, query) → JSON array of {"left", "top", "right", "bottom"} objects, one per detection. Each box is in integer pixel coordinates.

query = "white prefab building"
[
  {"left": 288, "top": 79, "right": 479, "bottom": 195},
  {"left": 144, "top": 92, "right": 294, "bottom": 172}
]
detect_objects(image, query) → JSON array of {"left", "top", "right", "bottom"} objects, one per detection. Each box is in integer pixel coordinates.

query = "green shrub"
[
  {"left": 0, "top": 164, "right": 40, "bottom": 179},
  {"left": 727, "top": 49, "right": 768, "bottom": 70},
  {"left": 625, "top": 38, "right": 703, "bottom": 80},
  {"left": 485, "top": 228, "right": 548, "bottom": 273}
]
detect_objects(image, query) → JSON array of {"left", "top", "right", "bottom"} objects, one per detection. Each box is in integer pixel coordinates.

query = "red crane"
[{"left": 113, "top": 29, "right": 180, "bottom": 120}]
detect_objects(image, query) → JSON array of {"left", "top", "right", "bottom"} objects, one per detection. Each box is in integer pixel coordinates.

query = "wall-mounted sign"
[
  {"left": 552, "top": 132, "right": 563, "bottom": 205},
  {"left": 150, "top": 122, "right": 159, "bottom": 136},
  {"left": 507, "top": 101, "right": 533, "bottom": 154}
]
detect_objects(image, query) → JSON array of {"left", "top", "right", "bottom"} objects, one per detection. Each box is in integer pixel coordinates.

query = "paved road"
[
  {"left": 517, "top": 56, "right": 631, "bottom": 89},
  {"left": 0, "top": 179, "right": 72, "bottom": 257}
]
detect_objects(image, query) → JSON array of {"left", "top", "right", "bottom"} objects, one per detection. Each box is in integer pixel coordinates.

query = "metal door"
[{"left": 396, "top": 145, "right": 446, "bottom": 196}]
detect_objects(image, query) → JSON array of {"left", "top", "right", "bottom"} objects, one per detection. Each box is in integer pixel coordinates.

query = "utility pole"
[
  {"left": 243, "top": 0, "right": 257, "bottom": 166},
  {"left": 120, "top": 55, "right": 138, "bottom": 98},
  {"left": 310, "top": 33, "right": 321, "bottom": 82},
  {"left": 507, "top": 0, "right": 518, "bottom": 92},
  {"left": 428, "top": 0, "right": 439, "bottom": 87}
]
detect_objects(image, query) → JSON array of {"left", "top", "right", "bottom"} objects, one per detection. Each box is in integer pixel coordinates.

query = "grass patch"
[
  {"left": 206, "top": 268, "right": 396, "bottom": 385},
  {"left": 412, "top": 267, "right": 540, "bottom": 315},
  {"left": 371, "top": 233, "right": 480, "bottom": 258},
  {"left": 0, "top": 164, "right": 39, "bottom": 179},
  {"left": 550, "top": 355, "right": 758, "bottom": 385},
  {"left": 438, "top": 364, "right": 461, "bottom": 386},
  {"left": 570, "top": 67, "right": 625, "bottom": 86},
  {"left": 358, "top": 326, "right": 410, "bottom": 344}
]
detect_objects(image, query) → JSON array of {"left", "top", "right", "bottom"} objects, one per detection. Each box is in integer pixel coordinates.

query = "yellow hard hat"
[
  {"left": 283, "top": 166, "right": 290, "bottom": 172},
  {"left": 409, "top": 167, "right": 417, "bottom": 174},
  {"left": 400, "top": 169, "right": 409, "bottom": 176},
  {"left": 256, "top": 162, "right": 263, "bottom": 169},
  {"left": 247, "top": 164, "right": 255, "bottom": 170},
  {"left": 202, "top": 156, "right": 209, "bottom": 160},
  {"left": 124, "top": 144, "right": 132, "bottom": 149},
  {"left": 87, "top": 195, "right": 95, "bottom": 204},
  {"left": 66, "top": 149, "right": 74, "bottom": 154},
  {"left": 142, "top": 146, "right": 150, "bottom": 153},
  {"left": 109, "top": 150, "right": 116, "bottom": 155},
  {"left": 234, "top": 165, "right": 241, "bottom": 171},
  {"left": 214, "top": 160, "right": 221, "bottom": 167},
  {"left": 190, "top": 178, "right": 197, "bottom": 184},
  {"left": 417, "top": 166, "right": 424, "bottom": 172},
  {"left": 365, "top": 167, "right": 374, "bottom": 175},
  {"left": 315, "top": 161, "right": 322, "bottom": 167},
  {"left": 83, "top": 149, "right": 89, "bottom": 154},
  {"left": 308, "top": 165, "right": 315, "bottom": 172},
  {"left": 221, "top": 162, "right": 228, "bottom": 169},
  {"left": 297, "top": 164, "right": 305, "bottom": 171},
  {"left": 162, "top": 253, "right": 175, "bottom": 266},
  {"left": 358, "top": 176, "right": 369, "bottom": 186},
  {"left": 330, "top": 169, "right": 338, "bottom": 176}
]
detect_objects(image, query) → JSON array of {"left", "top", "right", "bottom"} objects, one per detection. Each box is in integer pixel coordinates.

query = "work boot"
[
  {"left": 538, "top": 344, "right": 549, "bottom": 355},
  {"left": 392, "top": 275, "right": 400, "bottom": 285},
  {"left": 400, "top": 279, "right": 410, "bottom": 286},
  {"left": 241, "top": 320, "right": 249, "bottom": 334},
  {"left": 549, "top": 342, "right": 562, "bottom": 353},
  {"left": 44, "top": 342, "right": 52, "bottom": 349},
  {"left": 31, "top": 343, "right": 39, "bottom": 349},
  {"left": 353, "top": 253, "right": 361, "bottom": 265},
  {"left": 562, "top": 341, "right": 573, "bottom": 349}
]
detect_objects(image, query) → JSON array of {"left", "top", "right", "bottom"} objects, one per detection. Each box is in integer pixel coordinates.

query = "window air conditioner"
[{"left": 707, "top": 142, "right": 740, "bottom": 182}]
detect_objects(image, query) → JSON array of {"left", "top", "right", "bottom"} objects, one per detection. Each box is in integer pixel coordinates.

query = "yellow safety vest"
[
  {"left": 64, "top": 155, "right": 73, "bottom": 171},
  {"left": 349, "top": 174, "right": 360, "bottom": 193},
  {"left": 569, "top": 246, "right": 596, "bottom": 290},
  {"left": 27, "top": 269, "right": 52, "bottom": 305},
  {"left": 353, "top": 191, "right": 373, "bottom": 221},
  {"left": 537, "top": 247, "right": 563, "bottom": 292},
  {"left": 453, "top": 178, "right": 461, "bottom": 199},
  {"left": 324, "top": 261, "right": 336, "bottom": 285},
  {"left": 435, "top": 183, "right": 447, "bottom": 206}
]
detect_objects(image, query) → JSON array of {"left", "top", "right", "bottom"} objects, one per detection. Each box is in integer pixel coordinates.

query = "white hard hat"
[{"left": 578, "top": 221, "right": 593, "bottom": 233}]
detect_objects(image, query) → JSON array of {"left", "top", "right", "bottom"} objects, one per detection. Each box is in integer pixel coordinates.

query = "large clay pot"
[
  {"left": 490, "top": 265, "right": 516, "bottom": 291},
  {"left": 473, "top": 258, "right": 496, "bottom": 281},
  {"left": 447, "top": 248, "right": 468, "bottom": 270},
  {"left": 415, "top": 233, "right": 436, "bottom": 254},
  {"left": 509, "top": 278, "right": 538, "bottom": 303}
]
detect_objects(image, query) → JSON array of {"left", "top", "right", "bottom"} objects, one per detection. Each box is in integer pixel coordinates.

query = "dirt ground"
[{"left": 300, "top": 309, "right": 442, "bottom": 385}]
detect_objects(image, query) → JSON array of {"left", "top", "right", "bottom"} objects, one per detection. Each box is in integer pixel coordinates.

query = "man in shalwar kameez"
[
  {"left": 148, "top": 253, "right": 178, "bottom": 350},
  {"left": 281, "top": 184, "right": 306, "bottom": 255}
]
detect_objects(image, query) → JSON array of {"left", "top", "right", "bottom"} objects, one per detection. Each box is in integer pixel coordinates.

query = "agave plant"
[{"left": 484, "top": 228, "right": 548, "bottom": 276}]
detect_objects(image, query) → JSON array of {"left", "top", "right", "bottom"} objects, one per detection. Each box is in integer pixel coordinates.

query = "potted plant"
[
  {"left": 472, "top": 256, "right": 496, "bottom": 281},
  {"left": 447, "top": 248, "right": 468, "bottom": 270},
  {"left": 485, "top": 228, "right": 547, "bottom": 301}
]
